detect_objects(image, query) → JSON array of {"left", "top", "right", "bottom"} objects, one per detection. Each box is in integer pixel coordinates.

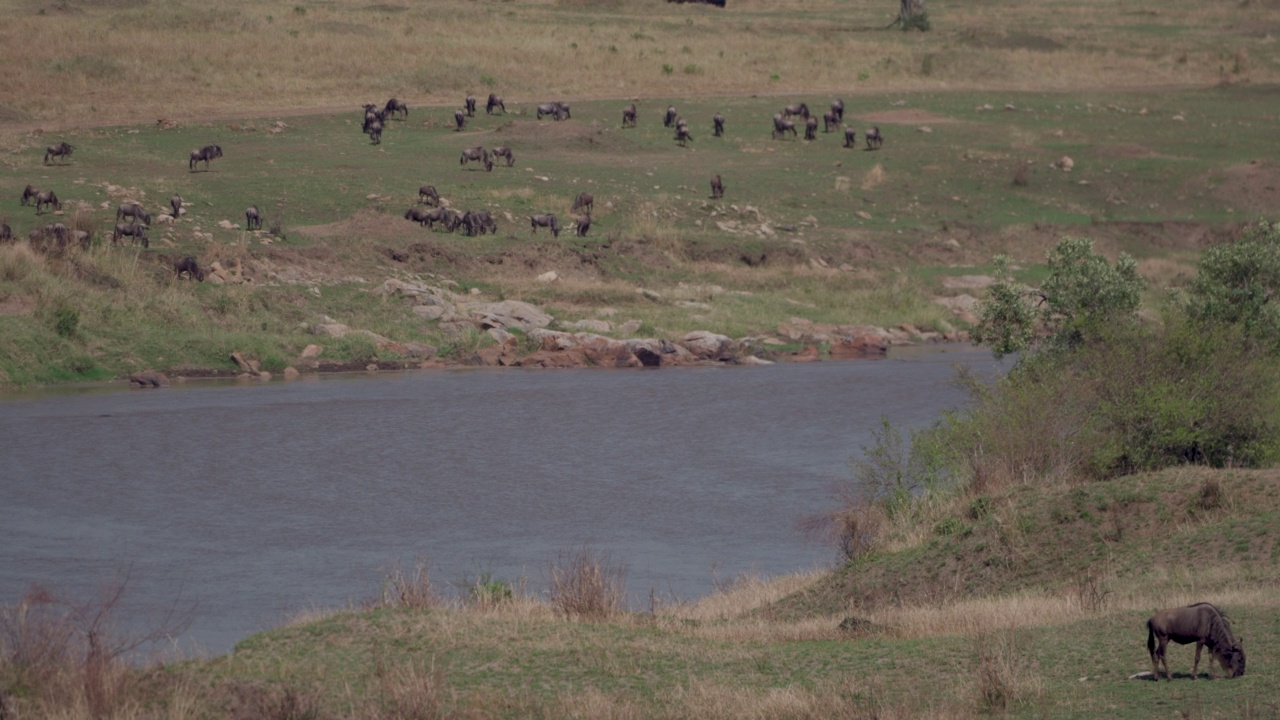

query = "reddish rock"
[
  {"left": 829, "top": 333, "right": 888, "bottom": 359},
  {"left": 128, "top": 370, "right": 169, "bottom": 388},
  {"left": 789, "top": 345, "right": 821, "bottom": 362}
]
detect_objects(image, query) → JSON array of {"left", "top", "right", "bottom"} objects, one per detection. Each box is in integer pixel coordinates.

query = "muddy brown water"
[{"left": 1, "top": 346, "right": 1005, "bottom": 656}]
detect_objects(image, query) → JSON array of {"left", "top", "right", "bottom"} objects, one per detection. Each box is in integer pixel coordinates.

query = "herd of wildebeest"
[{"left": 5, "top": 93, "right": 882, "bottom": 281}]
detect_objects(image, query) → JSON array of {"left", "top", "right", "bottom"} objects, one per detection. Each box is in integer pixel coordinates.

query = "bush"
[
  {"left": 1184, "top": 219, "right": 1280, "bottom": 351},
  {"left": 52, "top": 307, "right": 78, "bottom": 338},
  {"left": 548, "top": 546, "right": 626, "bottom": 620}
]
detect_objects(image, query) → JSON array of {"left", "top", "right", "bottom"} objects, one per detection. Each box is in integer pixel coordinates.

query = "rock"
[
  {"left": 828, "top": 333, "right": 888, "bottom": 359},
  {"left": 855, "top": 210, "right": 872, "bottom": 220},
  {"left": 679, "top": 330, "right": 734, "bottom": 359},
  {"left": 300, "top": 344, "right": 324, "bottom": 359},
  {"left": 283, "top": 366, "right": 300, "bottom": 380},
  {"left": 310, "top": 322, "right": 350, "bottom": 338},
  {"left": 217, "top": 219, "right": 236, "bottom": 229},
  {"left": 465, "top": 300, "right": 553, "bottom": 331},
  {"left": 564, "top": 319, "right": 612, "bottom": 333},
  {"left": 412, "top": 305, "right": 447, "bottom": 321},
  {"left": 229, "top": 351, "right": 255, "bottom": 373},
  {"left": 536, "top": 271, "right": 559, "bottom": 283},
  {"left": 128, "top": 370, "right": 169, "bottom": 388},
  {"left": 1056, "top": 156, "right": 1074, "bottom": 172},
  {"left": 789, "top": 345, "right": 820, "bottom": 362}
]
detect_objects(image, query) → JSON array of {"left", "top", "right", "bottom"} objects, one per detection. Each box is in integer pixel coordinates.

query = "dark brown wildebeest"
[
  {"left": 0, "top": 223, "right": 11, "bottom": 242},
  {"left": 20, "top": 185, "right": 40, "bottom": 206},
  {"left": 245, "top": 205, "right": 262, "bottom": 231},
  {"left": 573, "top": 213, "right": 591, "bottom": 237},
  {"left": 1147, "top": 603, "right": 1246, "bottom": 681},
  {"left": 663, "top": 105, "right": 678, "bottom": 128},
  {"left": 710, "top": 173, "right": 724, "bottom": 200},
  {"left": 418, "top": 185, "right": 440, "bottom": 206},
  {"left": 622, "top": 103, "right": 637, "bottom": 128},
  {"left": 823, "top": 110, "right": 839, "bottom": 133},
  {"left": 44, "top": 142, "right": 74, "bottom": 165},
  {"left": 454, "top": 109, "right": 467, "bottom": 131},
  {"left": 461, "top": 210, "right": 496, "bottom": 237},
  {"left": 491, "top": 146, "right": 515, "bottom": 167},
  {"left": 783, "top": 102, "right": 810, "bottom": 119},
  {"left": 440, "top": 208, "right": 463, "bottom": 232},
  {"left": 831, "top": 98, "right": 845, "bottom": 122},
  {"left": 117, "top": 202, "right": 151, "bottom": 226},
  {"left": 174, "top": 255, "right": 205, "bottom": 281},
  {"left": 675, "top": 124, "right": 693, "bottom": 147},
  {"left": 464, "top": 94, "right": 476, "bottom": 117},
  {"left": 30, "top": 223, "right": 74, "bottom": 253},
  {"left": 405, "top": 206, "right": 436, "bottom": 226},
  {"left": 529, "top": 213, "right": 560, "bottom": 238},
  {"left": 460, "top": 146, "right": 490, "bottom": 169},
  {"left": 772, "top": 115, "right": 797, "bottom": 140},
  {"left": 486, "top": 93, "right": 505, "bottom": 115},
  {"left": 713, "top": 113, "right": 725, "bottom": 137},
  {"left": 34, "top": 190, "right": 61, "bottom": 215},
  {"left": 366, "top": 119, "right": 383, "bottom": 144},
  {"left": 537, "top": 102, "right": 569, "bottom": 121},
  {"left": 384, "top": 98, "right": 409, "bottom": 119},
  {"left": 843, "top": 126, "right": 857, "bottom": 148},
  {"left": 572, "top": 192, "right": 594, "bottom": 214},
  {"left": 189, "top": 144, "right": 222, "bottom": 171},
  {"left": 170, "top": 194, "right": 183, "bottom": 218},
  {"left": 865, "top": 126, "right": 884, "bottom": 150},
  {"left": 111, "top": 221, "right": 148, "bottom": 248},
  {"left": 804, "top": 116, "right": 819, "bottom": 141}
]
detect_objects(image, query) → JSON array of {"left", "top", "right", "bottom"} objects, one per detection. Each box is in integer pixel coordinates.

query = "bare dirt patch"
[{"left": 1210, "top": 161, "right": 1280, "bottom": 215}]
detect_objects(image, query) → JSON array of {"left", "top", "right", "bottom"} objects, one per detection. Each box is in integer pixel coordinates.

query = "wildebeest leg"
[{"left": 1192, "top": 642, "right": 1202, "bottom": 679}]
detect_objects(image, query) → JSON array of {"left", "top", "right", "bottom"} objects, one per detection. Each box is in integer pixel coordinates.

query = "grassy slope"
[{"left": 156, "top": 467, "right": 1280, "bottom": 719}]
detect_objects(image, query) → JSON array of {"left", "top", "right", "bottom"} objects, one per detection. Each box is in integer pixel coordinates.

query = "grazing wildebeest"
[
  {"left": 112, "top": 221, "right": 148, "bottom": 248},
  {"left": 0, "top": 223, "right": 11, "bottom": 242},
  {"left": 831, "top": 98, "right": 845, "bottom": 122},
  {"left": 865, "top": 126, "right": 884, "bottom": 149},
  {"left": 460, "top": 146, "right": 489, "bottom": 169},
  {"left": 464, "top": 94, "right": 476, "bottom": 117},
  {"left": 572, "top": 192, "right": 594, "bottom": 214},
  {"left": 405, "top": 206, "right": 436, "bottom": 226},
  {"left": 366, "top": 119, "right": 383, "bottom": 145},
  {"left": 34, "top": 190, "right": 61, "bottom": 215},
  {"left": 245, "top": 205, "right": 262, "bottom": 231},
  {"left": 843, "top": 126, "right": 857, "bottom": 148},
  {"left": 44, "top": 142, "right": 74, "bottom": 165},
  {"left": 189, "top": 144, "right": 222, "bottom": 171},
  {"left": 537, "top": 102, "right": 568, "bottom": 120},
  {"left": 486, "top": 93, "right": 505, "bottom": 115},
  {"left": 710, "top": 173, "right": 724, "bottom": 199},
  {"left": 772, "top": 115, "right": 797, "bottom": 140},
  {"left": 804, "top": 116, "right": 819, "bottom": 141},
  {"left": 622, "top": 103, "right": 637, "bottom": 128},
  {"left": 573, "top": 213, "right": 591, "bottom": 237},
  {"left": 529, "top": 213, "right": 560, "bottom": 238},
  {"left": 418, "top": 185, "right": 440, "bottom": 206},
  {"left": 384, "top": 98, "right": 409, "bottom": 119},
  {"left": 490, "top": 146, "right": 515, "bottom": 167},
  {"left": 674, "top": 120, "right": 693, "bottom": 147},
  {"left": 713, "top": 113, "right": 725, "bottom": 137},
  {"left": 1148, "top": 603, "right": 1246, "bottom": 681},
  {"left": 117, "top": 202, "right": 151, "bottom": 226},
  {"left": 663, "top": 105, "right": 678, "bottom": 128},
  {"left": 30, "top": 223, "right": 74, "bottom": 253},
  {"left": 783, "top": 102, "right": 810, "bottom": 119},
  {"left": 454, "top": 109, "right": 467, "bottom": 131},
  {"left": 823, "top": 110, "right": 839, "bottom": 133},
  {"left": 363, "top": 103, "right": 387, "bottom": 123},
  {"left": 174, "top": 255, "right": 205, "bottom": 281},
  {"left": 21, "top": 185, "right": 40, "bottom": 206},
  {"left": 461, "top": 210, "right": 496, "bottom": 237},
  {"left": 170, "top": 194, "right": 183, "bottom": 218}
]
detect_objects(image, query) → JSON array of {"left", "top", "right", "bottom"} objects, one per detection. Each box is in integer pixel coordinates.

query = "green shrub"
[{"left": 52, "top": 307, "right": 78, "bottom": 338}]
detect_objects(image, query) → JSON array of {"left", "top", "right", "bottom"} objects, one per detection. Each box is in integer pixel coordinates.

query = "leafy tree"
[
  {"left": 1185, "top": 219, "right": 1280, "bottom": 350},
  {"left": 973, "top": 237, "right": 1144, "bottom": 359}
]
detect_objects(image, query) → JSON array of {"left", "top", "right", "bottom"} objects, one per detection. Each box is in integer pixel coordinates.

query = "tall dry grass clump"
[
  {"left": 972, "top": 630, "right": 1045, "bottom": 714},
  {"left": 376, "top": 557, "right": 441, "bottom": 610},
  {"left": 548, "top": 546, "right": 627, "bottom": 620}
]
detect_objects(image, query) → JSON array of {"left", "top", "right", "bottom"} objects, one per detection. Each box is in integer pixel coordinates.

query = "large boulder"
[
  {"left": 679, "top": 331, "right": 735, "bottom": 360},
  {"left": 464, "top": 300, "right": 553, "bottom": 332}
]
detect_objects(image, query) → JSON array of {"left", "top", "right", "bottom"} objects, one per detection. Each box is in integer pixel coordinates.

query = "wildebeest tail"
[{"left": 1146, "top": 619, "right": 1156, "bottom": 657}]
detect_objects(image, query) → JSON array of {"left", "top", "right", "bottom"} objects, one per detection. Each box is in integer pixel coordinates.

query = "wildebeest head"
[
  {"left": 1220, "top": 642, "right": 1247, "bottom": 678},
  {"left": 664, "top": 106, "right": 678, "bottom": 127}
]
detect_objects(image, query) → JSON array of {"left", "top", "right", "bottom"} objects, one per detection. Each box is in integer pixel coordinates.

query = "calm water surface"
[{"left": 1, "top": 346, "right": 1004, "bottom": 656}]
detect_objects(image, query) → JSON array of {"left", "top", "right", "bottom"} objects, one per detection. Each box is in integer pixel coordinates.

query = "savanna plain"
[{"left": 2, "top": 0, "right": 1280, "bottom": 717}]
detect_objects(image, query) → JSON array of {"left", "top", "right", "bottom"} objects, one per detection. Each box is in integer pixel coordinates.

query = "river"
[{"left": 0, "top": 345, "right": 1004, "bottom": 656}]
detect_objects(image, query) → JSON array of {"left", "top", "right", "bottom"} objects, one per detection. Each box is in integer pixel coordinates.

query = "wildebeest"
[
  {"left": 823, "top": 110, "right": 839, "bottom": 133},
  {"left": 464, "top": 94, "right": 476, "bottom": 117},
  {"left": 404, "top": 206, "right": 437, "bottom": 226},
  {"left": 117, "top": 202, "right": 151, "bottom": 226},
  {"left": 486, "top": 93, "right": 505, "bottom": 115},
  {"left": 460, "top": 146, "right": 490, "bottom": 169},
  {"left": 713, "top": 113, "right": 725, "bottom": 137},
  {"left": 454, "top": 109, "right": 467, "bottom": 131},
  {"left": 710, "top": 173, "right": 724, "bottom": 200},
  {"left": 537, "top": 102, "right": 569, "bottom": 121},
  {"left": 843, "top": 126, "right": 857, "bottom": 148},
  {"left": 461, "top": 210, "right": 496, "bottom": 237},
  {"left": 418, "top": 185, "right": 440, "bottom": 206},
  {"left": 674, "top": 120, "right": 693, "bottom": 147},
  {"left": 1148, "top": 603, "right": 1246, "bottom": 681},
  {"left": 363, "top": 103, "right": 387, "bottom": 123},
  {"left": 29, "top": 223, "right": 75, "bottom": 253},
  {"left": 772, "top": 114, "right": 797, "bottom": 140},
  {"left": 366, "top": 119, "right": 383, "bottom": 144},
  {"left": 44, "top": 142, "right": 74, "bottom": 165},
  {"left": 831, "top": 98, "right": 845, "bottom": 123},
  {"left": 384, "top": 98, "right": 409, "bottom": 119},
  {"left": 572, "top": 192, "right": 594, "bottom": 214},
  {"left": 0, "top": 223, "right": 11, "bottom": 242},
  {"left": 573, "top": 213, "right": 591, "bottom": 237},
  {"left": 111, "top": 221, "right": 148, "bottom": 248},
  {"left": 440, "top": 208, "right": 463, "bottom": 232},
  {"left": 20, "top": 185, "right": 40, "bottom": 206},
  {"left": 245, "top": 205, "right": 262, "bottom": 231},
  {"left": 34, "top": 190, "right": 61, "bottom": 215},
  {"left": 490, "top": 146, "right": 515, "bottom": 167},
  {"left": 804, "top": 116, "right": 819, "bottom": 141},
  {"left": 865, "top": 126, "right": 884, "bottom": 149},
  {"left": 783, "top": 102, "right": 810, "bottom": 119},
  {"left": 174, "top": 255, "right": 205, "bottom": 281},
  {"left": 663, "top": 105, "right": 678, "bottom": 128},
  {"left": 170, "top": 194, "right": 183, "bottom": 218},
  {"left": 622, "top": 103, "right": 637, "bottom": 128},
  {"left": 529, "top": 213, "right": 560, "bottom": 238},
  {"left": 189, "top": 144, "right": 223, "bottom": 171}
]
